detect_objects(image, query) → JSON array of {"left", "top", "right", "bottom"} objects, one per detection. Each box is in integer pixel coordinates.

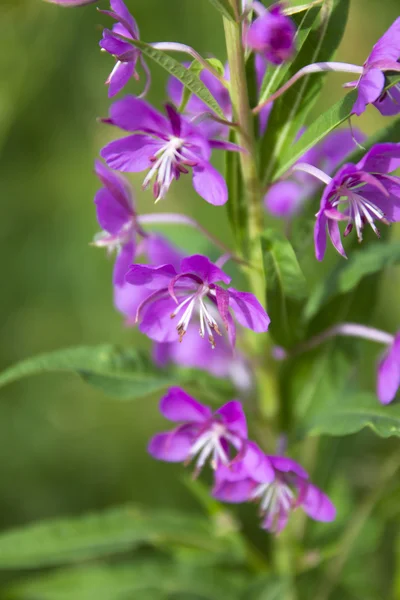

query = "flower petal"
[
  {"left": 113, "top": 241, "right": 135, "bottom": 286},
  {"left": 180, "top": 255, "right": 231, "bottom": 285},
  {"left": 367, "top": 17, "right": 400, "bottom": 64},
  {"left": 140, "top": 295, "right": 182, "bottom": 343},
  {"left": 269, "top": 455, "right": 309, "bottom": 479},
  {"left": 192, "top": 162, "right": 228, "bottom": 206},
  {"left": 227, "top": 289, "right": 270, "bottom": 332},
  {"left": 144, "top": 234, "right": 183, "bottom": 270},
  {"left": 107, "top": 96, "right": 169, "bottom": 133},
  {"left": 126, "top": 263, "right": 176, "bottom": 288},
  {"left": 101, "top": 135, "right": 162, "bottom": 173},
  {"left": 110, "top": 0, "right": 139, "bottom": 37},
  {"left": 108, "top": 61, "right": 135, "bottom": 98},
  {"left": 356, "top": 143, "right": 400, "bottom": 175},
  {"left": 215, "top": 400, "right": 247, "bottom": 439},
  {"left": 353, "top": 69, "right": 385, "bottom": 116},
  {"left": 94, "top": 188, "right": 132, "bottom": 234},
  {"left": 95, "top": 159, "right": 133, "bottom": 215},
  {"left": 160, "top": 387, "right": 211, "bottom": 423},
  {"left": 264, "top": 180, "right": 304, "bottom": 218},
  {"left": 300, "top": 481, "right": 336, "bottom": 522},
  {"left": 314, "top": 210, "right": 328, "bottom": 261},
  {"left": 114, "top": 283, "right": 150, "bottom": 324},
  {"left": 148, "top": 429, "right": 194, "bottom": 462},
  {"left": 374, "top": 84, "right": 400, "bottom": 116},
  {"left": 212, "top": 477, "right": 255, "bottom": 503},
  {"left": 327, "top": 218, "right": 347, "bottom": 259},
  {"left": 377, "top": 334, "right": 400, "bottom": 404}
]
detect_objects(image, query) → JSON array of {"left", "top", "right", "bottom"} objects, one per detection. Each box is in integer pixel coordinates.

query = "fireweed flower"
[
  {"left": 303, "top": 143, "right": 400, "bottom": 260},
  {"left": 214, "top": 446, "right": 335, "bottom": 534},
  {"left": 101, "top": 97, "right": 237, "bottom": 204},
  {"left": 344, "top": 17, "right": 400, "bottom": 116},
  {"left": 148, "top": 387, "right": 248, "bottom": 474},
  {"left": 265, "top": 128, "right": 365, "bottom": 219},
  {"left": 99, "top": 0, "right": 150, "bottom": 98},
  {"left": 126, "top": 254, "right": 270, "bottom": 346},
  {"left": 246, "top": 2, "right": 295, "bottom": 65}
]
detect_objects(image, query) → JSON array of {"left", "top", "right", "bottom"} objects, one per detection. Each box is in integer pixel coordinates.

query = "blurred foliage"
[{"left": 1, "top": 0, "right": 400, "bottom": 598}]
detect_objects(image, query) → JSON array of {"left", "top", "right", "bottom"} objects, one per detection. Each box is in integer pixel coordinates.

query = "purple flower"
[
  {"left": 148, "top": 387, "right": 248, "bottom": 474},
  {"left": 265, "top": 128, "right": 365, "bottom": 219},
  {"left": 377, "top": 332, "right": 400, "bottom": 405},
  {"left": 346, "top": 18, "right": 400, "bottom": 116},
  {"left": 214, "top": 446, "right": 335, "bottom": 534},
  {"left": 126, "top": 253, "right": 270, "bottom": 347},
  {"left": 101, "top": 97, "right": 236, "bottom": 205},
  {"left": 314, "top": 143, "right": 400, "bottom": 260},
  {"left": 99, "top": 0, "right": 149, "bottom": 98},
  {"left": 246, "top": 3, "right": 295, "bottom": 65},
  {"left": 167, "top": 63, "right": 231, "bottom": 139},
  {"left": 92, "top": 160, "right": 145, "bottom": 286}
]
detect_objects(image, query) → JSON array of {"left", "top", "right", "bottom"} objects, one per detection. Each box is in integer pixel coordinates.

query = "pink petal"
[
  {"left": 100, "top": 135, "right": 162, "bottom": 173},
  {"left": 192, "top": 162, "right": 228, "bottom": 206},
  {"left": 227, "top": 289, "right": 270, "bottom": 332},
  {"left": 159, "top": 387, "right": 211, "bottom": 423}
]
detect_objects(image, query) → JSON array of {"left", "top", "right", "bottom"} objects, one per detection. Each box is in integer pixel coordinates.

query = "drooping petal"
[
  {"left": 100, "top": 31, "right": 135, "bottom": 59},
  {"left": 126, "top": 263, "right": 176, "bottom": 289},
  {"left": 269, "top": 455, "right": 309, "bottom": 479},
  {"left": 377, "top": 334, "right": 400, "bottom": 404},
  {"left": 180, "top": 255, "right": 231, "bottom": 285},
  {"left": 148, "top": 429, "right": 195, "bottom": 462},
  {"left": 314, "top": 210, "right": 328, "bottom": 261},
  {"left": 107, "top": 96, "right": 169, "bottom": 133},
  {"left": 94, "top": 188, "right": 132, "bottom": 234},
  {"left": 159, "top": 387, "right": 211, "bottom": 423},
  {"left": 101, "top": 135, "right": 162, "bottom": 173},
  {"left": 212, "top": 477, "right": 255, "bottom": 503},
  {"left": 108, "top": 61, "right": 136, "bottom": 98},
  {"left": 367, "top": 17, "right": 400, "bottom": 64},
  {"left": 113, "top": 241, "right": 135, "bottom": 286},
  {"left": 374, "top": 84, "right": 400, "bottom": 116},
  {"left": 353, "top": 69, "right": 385, "bottom": 116},
  {"left": 192, "top": 162, "right": 228, "bottom": 206},
  {"left": 110, "top": 0, "right": 139, "bottom": 37},
  {"left": 227, "top": 289, "right": 270, "bottom": 332},
  {"left": 327, "top": 218, "right": 347, "bottom": 259},
  {"left": 356, "top": 142, "right": 400, "bottom": 175},
  {"left": 94, "top": 159, "right": 133, "bottom": 215},
  {"left": 300, "top": 481, "right": 336, "bottom": 522},
  {"left": 215, "top": 400, "right": 248, "bottom": 439}
]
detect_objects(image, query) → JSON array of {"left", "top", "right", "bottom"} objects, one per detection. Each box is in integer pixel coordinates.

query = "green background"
[{"left": 1, "top": 0, "right": 400, "bottom": 596}]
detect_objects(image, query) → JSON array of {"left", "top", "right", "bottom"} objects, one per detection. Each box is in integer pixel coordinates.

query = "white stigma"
[{"left": 143, "top": 136, "right": 185, "bottom": 202}]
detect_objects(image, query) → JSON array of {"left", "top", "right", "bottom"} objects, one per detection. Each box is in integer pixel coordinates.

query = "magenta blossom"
[
  {"left": 345, "top": 18, "right": 400, "bottom": 116},
  {"left": 92, "top": 160, "right": 147, "bottom": 285},
  {"left": 377, "top": 332, "right": 400, "bottom": 405},
  {"left": 246, "top": 3, "right": 295, "bottom": 65},
  {"left": 99, "top": 0, "right": 149, "bottom": 98},
  {"left": 148, "top": 387, "right": 248, "bottom": 475},
  {"left": 214, "top": 445, "right": 335, "bottom": 534},
  {"left": 265, "top": 128, "right": 365, "bottom": 219},
  {"left": 313, "top": 143, "right": 400, "bottom": 260},
  {"left": 101, "top": 97, "right": 238, "bottom": 204},
  {"left": 126, "top": 254, "right": 270, "bottom": 347}
]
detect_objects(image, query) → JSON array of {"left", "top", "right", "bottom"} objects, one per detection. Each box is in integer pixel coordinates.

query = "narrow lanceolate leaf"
[
  {"left": 206, "top": 0, "right": 236, "bottom": 21},
  {"left": 6, "top": 561, "right": 247, "bottom": 600},
  {"left": 261, "top": 229, "right": 308, "bottom": 347},
  {"left": 258, "top": 5, "right": 322, "bottom": 106},
  {"left": 300, "top": 392, "right": 400, "bottom": 438},
  {"left": 274, "top": 73, "right": 400, "bottom": 180},
  {"left": 128, "top": 40, "right": 225, "bottom": 117},
  {"left": 261, "top": 0, "right": 350, "bottom": 184},
  {"left": 0, "top": 505, "right": 244, "bottom": 569},
  {"left": 179, "top": 58, "right": 225, "bottom": 113},
  {"left": 0, "top": 345, "right": 175, "bottom": 400},
  {"left": 304, "top": 241, "right": 400, "bottom": 321}
]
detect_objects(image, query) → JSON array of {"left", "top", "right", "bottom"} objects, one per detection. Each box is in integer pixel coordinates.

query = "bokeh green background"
[{"left": 1, "top": 1, "right": 400, "bottom": 594}]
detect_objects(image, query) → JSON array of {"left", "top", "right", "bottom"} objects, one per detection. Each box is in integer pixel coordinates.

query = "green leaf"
[
  {"left": 274, "top": 73, "right": 400, "bottom": 180},
  {"left": 179, "top": 58, "right": 225, "bottom": 113},
  {"left": 261, "top": 0, "right": 350, "bottom": 184},
  {"left": 0, "top": 505, "right": 244, "bottom": 570},
  {"left": 128, "top": 40, "right": 225, "bottom": 117},
  {"left": 206, "top": 0, "right": 236, "bottom": 22},
  {"left": 300, "top": 392, "right": 400, "bottom": 438},
  {"left": 6, "top": 560, "right": 247, "bottom": 600},
  {"left": 243, "top": 576, "right": 291, "bottom": 600},
  {"left": 0, "top": 345, "right": 176, "bottom": 400},
  {"left": 225, "top": 129, "right": 247, "bottom": 252},
  {"left": 304, "top": 241, "right": 400, "bottom": 321},
  {"left": 261, "top": 229, "right": 308, "bottom": 347},
  {"left": 258, "top": 5, "right": 322, "bottom": 106}
]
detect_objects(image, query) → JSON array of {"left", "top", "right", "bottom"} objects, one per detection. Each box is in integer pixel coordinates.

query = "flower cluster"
[
  {"left": 149, "top": 387, "right": 335, "bottom": 533},
  {"left": 45, "top": 0, "right": 400, "bottom": 542}
]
